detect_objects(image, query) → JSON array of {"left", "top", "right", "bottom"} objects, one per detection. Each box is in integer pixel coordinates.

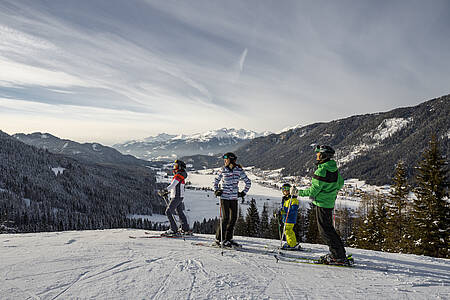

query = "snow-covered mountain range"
[{"left": 113, "top": 128, "right": 272, "bottom": 161}]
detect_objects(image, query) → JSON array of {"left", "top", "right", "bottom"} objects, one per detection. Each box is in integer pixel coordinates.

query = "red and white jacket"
[{"left": 166, "top": 169, "right": 187, "bottom": 199}]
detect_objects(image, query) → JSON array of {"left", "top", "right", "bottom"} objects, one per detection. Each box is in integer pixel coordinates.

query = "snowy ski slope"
[{"left": 1, "top": 229, "right": 448, "bottom": 299}]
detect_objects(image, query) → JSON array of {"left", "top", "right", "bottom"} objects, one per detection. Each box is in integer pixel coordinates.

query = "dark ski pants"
[
  {"left": 315, "top": 204, "right": 346, "bottom": 259},
  {"left": 216, "top": 199, "right": 238, "bottom": 242},
  {"left": 166, "top": 197, "right": 189, "bottom": 232}
]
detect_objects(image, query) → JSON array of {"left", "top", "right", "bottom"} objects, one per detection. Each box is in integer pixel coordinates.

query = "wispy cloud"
[
  {"left": 239, "top": 48, "right": 248, "bottom": 73},
  {"left": 0, "top": 0, "right": 449, "bottom": 144}
]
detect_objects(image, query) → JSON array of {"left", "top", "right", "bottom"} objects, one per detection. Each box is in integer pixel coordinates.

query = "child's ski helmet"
[{"left": 281, "top": 183, "right": 291, "bottom": 192}]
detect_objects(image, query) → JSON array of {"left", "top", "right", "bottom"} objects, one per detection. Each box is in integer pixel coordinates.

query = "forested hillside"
[
  {"left": 187, "top": 95, "right": 449, "bottom": 185},
  {"left": 0, "top": 131, "right": 161, "bottom": 232},
  {"left": 14, "top": 132, "right": 147, "bottom": 166}
]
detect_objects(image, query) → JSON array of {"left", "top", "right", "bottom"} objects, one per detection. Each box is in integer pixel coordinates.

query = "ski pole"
[
  {"left": 276, "top": 209, "right": 282, "bottom": 242},
  {"left": 280, "top": 191, "right": 294, "bottom": 256},
  {"left": 216, "top": 184, "right": 224, "bottom": 256},
  {"left": 219, "top": 198, "right": 224, "bottom": 256}
]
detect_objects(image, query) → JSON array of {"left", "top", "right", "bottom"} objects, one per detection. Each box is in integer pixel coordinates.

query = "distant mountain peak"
[
  {"left": 138, "top": 128, "right": 271, "bottom": 143},
  {"left": 113, "top": 128, "right": 273, "bottom": 161}
]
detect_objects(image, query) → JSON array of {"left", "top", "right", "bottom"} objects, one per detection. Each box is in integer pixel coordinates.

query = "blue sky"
[{"left": 0, "top": 0, "right": 449, "bottom": 145}]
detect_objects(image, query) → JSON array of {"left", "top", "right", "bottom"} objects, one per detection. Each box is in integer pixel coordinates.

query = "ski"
[
  {"left": 129, "top": 235, "right": 183, "bottom": 239},
  {"left": 191, "top": 241, "right": 242, "bottom": 251},
  {"left": 264, "top": 245, "right": 311, "bottom": 253},
  {"left": 145, "top": 231, "right": 194, "bottom": 237},
  {"left": 191, "top": 241, "right": 354, "bottom": 267},
  {"left": 274, "top": 254, "right": 355, "bottom": 268}
]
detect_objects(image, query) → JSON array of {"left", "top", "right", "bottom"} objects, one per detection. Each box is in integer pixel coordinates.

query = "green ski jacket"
[{"left": 298, "top": 160, "right": 344, "bottom": 208}]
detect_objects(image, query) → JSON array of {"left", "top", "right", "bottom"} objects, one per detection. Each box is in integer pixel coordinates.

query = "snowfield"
[{"left": 1, "top": 229, "right": 449, "bottom": 299}]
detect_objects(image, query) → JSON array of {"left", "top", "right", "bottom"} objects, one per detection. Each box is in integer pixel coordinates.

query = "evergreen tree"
[
  {"left": 411, "top": 136, "right": 449, "bottom": 258},
  {"left": 245, "top": 199, "right": 260, "bottom": 237},
  {"left": 354, "top": 199, "right": 377, "bottom": 250},
  {"left": 259, "top": 203, "right": 271, "bottom": 238},
  {"left": 375, "top": 194, "right": 388, "bottom": 251},
  {"left": 350, "top": 193, "right": 387, "bottom": 251},
  {"left": 305, "top": 202, "right": 320, "bottom": 244},
  {"left": 385, "top": 161, "right": 411, "bottom": 253},
  {"left": 268, "top": 211, "right": 282, "bottom": 240},
  {"left": 333, "top": 206, "right": 354, "bottom": 246},
  {"left": 293, "top": 206, "right": 307, "bottom": 243},
  {"left": 234, "top": 207, "right": 247, "bottom": 237}
]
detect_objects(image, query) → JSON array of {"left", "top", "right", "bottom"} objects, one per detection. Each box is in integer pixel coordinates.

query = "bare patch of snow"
[
  {"left": 51, "top": 167, "right": 66, "bottom": 176},
  {"left": 22, "top": 198, "right": 31, "bottom": 207},
  {"left": 370, "top": 117, "right": 413, "bottom": 141},
  {"left": 337, "top": 143, "right": 378, "bottom": 166},
  {"left": 339, "top": 117, "right": 412, "bottom": 166}
]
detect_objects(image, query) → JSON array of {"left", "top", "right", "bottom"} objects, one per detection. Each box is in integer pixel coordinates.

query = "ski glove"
[
  {"left": 290, "top": 186, "right": 298, "bottom": 196},
  {"left": 238, "top": 191, "right": 246, "bottom": 198},
  {"left": 214, "top": 190, "right": 223, "bottom": 197},
  {"left": 158, "top": 189, "right": 169, "bottom": 197}
]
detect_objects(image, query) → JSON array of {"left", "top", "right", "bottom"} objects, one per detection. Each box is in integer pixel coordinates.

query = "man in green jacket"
[{"left": 293, "top": 145, "right": 348, "bottom": 265}]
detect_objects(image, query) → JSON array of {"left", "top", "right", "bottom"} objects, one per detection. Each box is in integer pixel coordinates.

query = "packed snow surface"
[{"left": 1, "top": 229, "right": 448, "bottom": 299}]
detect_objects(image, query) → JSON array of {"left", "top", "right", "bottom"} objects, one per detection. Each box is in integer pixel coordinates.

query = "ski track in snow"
[{"left": 1, "top": 229, "right": 449, "bottom": 299}]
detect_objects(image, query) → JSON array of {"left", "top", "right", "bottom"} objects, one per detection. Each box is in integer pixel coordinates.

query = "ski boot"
[
  {"left": 228, "top": 240, "right": 242, "bottom": 248},
  {"left": 179, "top": 229, "right": 193, "bottom": 236},
  {"left": 317, "top": 253, "right": 353, "bottom": 266},
  {"left": 281, "top": 243, "right": 302, "bottom": 251},
  {"left": 222, "top": 240, "right": 233, "bottom": 248},
  {"left": 161, "top": 229, "right": 181, "bottom": 237}
]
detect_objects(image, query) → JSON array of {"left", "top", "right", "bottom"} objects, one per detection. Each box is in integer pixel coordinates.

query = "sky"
[{"left": 0, "top": 0, "right": 449, "bottom": 145}]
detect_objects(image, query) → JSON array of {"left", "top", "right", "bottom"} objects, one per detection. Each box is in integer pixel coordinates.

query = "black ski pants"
[
  {"left": 216, "top": 199, "right": 238, "bottom": 242},
  {"left": 315, "top": 204, "right": 346, "bottom": 259}
]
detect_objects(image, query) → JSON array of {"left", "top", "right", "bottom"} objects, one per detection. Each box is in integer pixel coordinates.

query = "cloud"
[
  {"left": 0, "top": 0, "right": 449, "bottom": 144},
  {"left": 239, "top": 48, "right": 248, "bottom": 73},
  {"left": 0, "top": 57, "right": 91, "bottom": 88}
]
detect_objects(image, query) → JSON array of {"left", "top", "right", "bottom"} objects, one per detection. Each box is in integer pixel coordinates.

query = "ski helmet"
[
  {"left": 223, "top": 152, "right": 237, "bottom": 162},
  {"left": 174, "top": 159, "right": 186, "bottom": 170},
  {"left": 314, "top": 145, "right": 335, "bottom": 160},
  {"left": 281, "top": 183, "right": 291, "bottom": 192}
]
